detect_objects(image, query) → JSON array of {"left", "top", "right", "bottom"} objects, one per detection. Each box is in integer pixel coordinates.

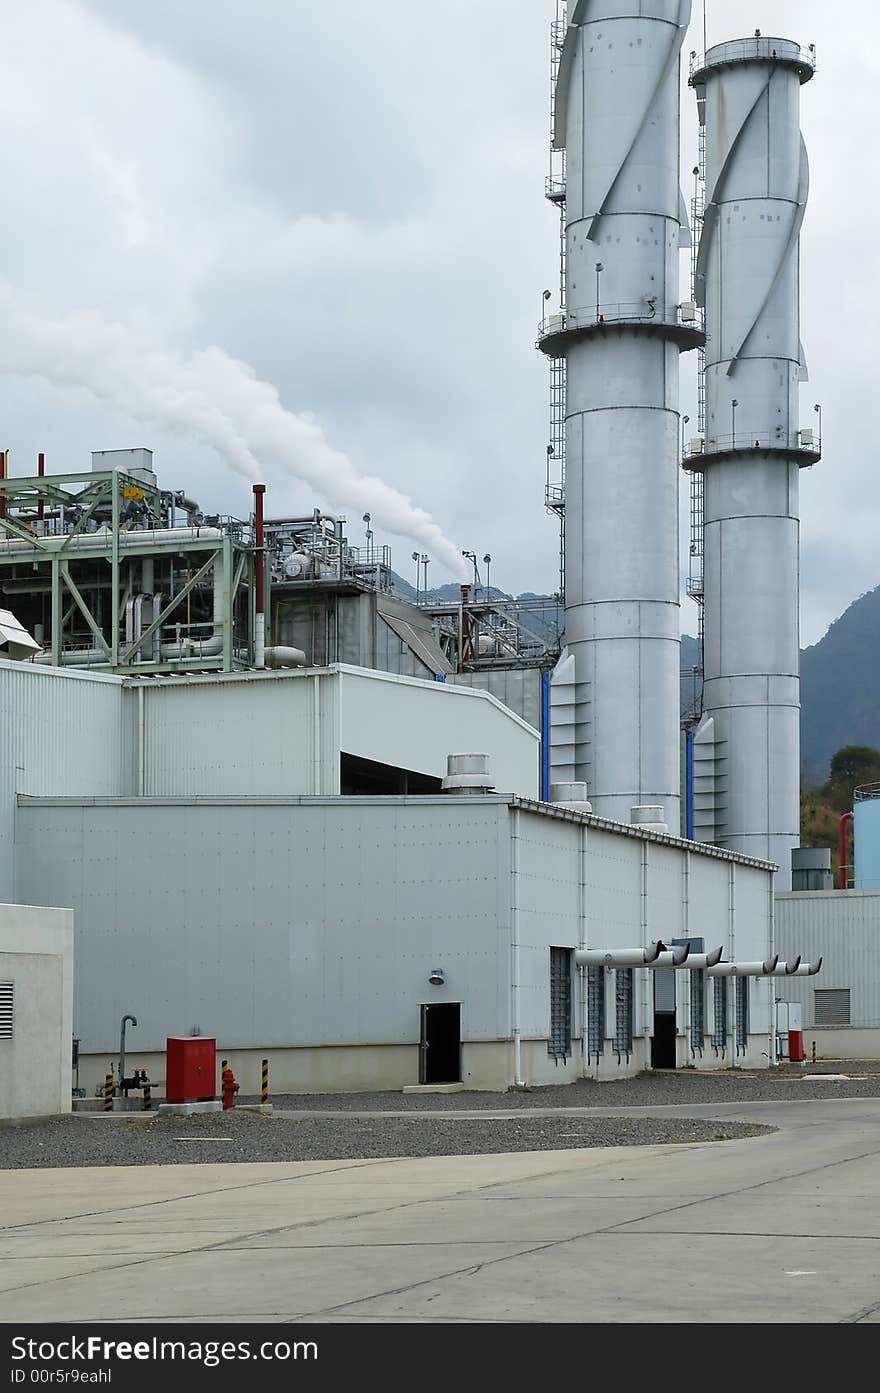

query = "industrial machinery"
[{"left": 0, "top": 449, "right": 258, "bottom": 674}]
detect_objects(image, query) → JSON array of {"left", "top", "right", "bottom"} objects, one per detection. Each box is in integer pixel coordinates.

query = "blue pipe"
[
  {"left": 540, "top": 670, "right": 551, "bottom": 802},
  {"left": 685, "top": 727, "right": 695, "bottom": 840}
]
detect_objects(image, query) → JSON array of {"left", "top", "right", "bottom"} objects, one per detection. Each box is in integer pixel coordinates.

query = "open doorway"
[
  {"left": 651, "top": 968, "right": 677, "bottom": 1070},
  {"left": 419, "top": 1003, "right": 461, "bottom": 1084}
]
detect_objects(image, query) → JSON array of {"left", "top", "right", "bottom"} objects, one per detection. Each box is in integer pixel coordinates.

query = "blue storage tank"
[{"left": 854, "top": 785, "right": 880, "bottom": 889}]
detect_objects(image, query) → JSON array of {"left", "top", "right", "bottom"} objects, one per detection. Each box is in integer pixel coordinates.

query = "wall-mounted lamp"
[{"left": 428, "top": 969, "right": 446, "bottom": 986}]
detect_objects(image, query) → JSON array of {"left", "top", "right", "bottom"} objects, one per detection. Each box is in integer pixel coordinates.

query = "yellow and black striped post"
[
  {"left": 261, "top": 1058, "right": 269, "bottom": 1106},
  {"left": 103, "top": 1071, "right": 114, "bottom": 1112},
  {"left": 143, "top": 1079, "right": 152, "bottom": 1111},
  {"left": 811, "top": 1039, "right": 817, "bottom": 1065}
]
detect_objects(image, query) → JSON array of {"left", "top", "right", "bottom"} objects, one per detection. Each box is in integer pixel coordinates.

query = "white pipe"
[
  {"left": 511, "top": 805, "right": 524, "bottom": 1086},
  {"left": 0, "top": 526, "right": 224, "bottom": 555},
  {"left": 786, "top": 959, "right": 823, "bottom": 977},
  {"left": 136, "top": 685, "right": 145, "bottom": 796},
  {"left": 709, "top": 958, "right": 780, "bottom": 977},
  {"left": 254, "top": 613, "right": 266, "bottom": 670},
  {"left": 653, "top": 947, "right": 690, "bottom": 970},
  {"left": 769, "top": 872, "right": 777, "bottom": 1067},
  {"left": 576, "top": 943, "right": 662, "bottom": 969}
]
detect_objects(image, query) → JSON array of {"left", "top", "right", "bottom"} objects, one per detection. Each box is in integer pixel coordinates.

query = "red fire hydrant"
[{"left": 221, "top": 1066, "right": 239, "bottom": 1110}]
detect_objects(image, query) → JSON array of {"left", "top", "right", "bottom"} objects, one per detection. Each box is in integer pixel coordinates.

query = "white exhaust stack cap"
[
  {"left": 550, "top": 782, "right": 593, "bottom": 814},
  {"left": 441, "top": 753, "right": 495, "bottom": 795},
  {"left": 630, "top": 806, "right": 669, "bottom": 835}
]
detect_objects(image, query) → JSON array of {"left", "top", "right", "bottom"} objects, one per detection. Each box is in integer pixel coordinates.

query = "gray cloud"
[{"left": 0, "top": 0, "right": 869, "bottom": 640}]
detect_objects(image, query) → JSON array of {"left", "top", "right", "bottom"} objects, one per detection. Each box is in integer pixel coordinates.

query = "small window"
[
  {"left": 614, "top": 968, "right": 634, "bottom": 1060},
  {"left": 587, "top": 965, "right": 605, "bottom": 1058},
  {"left": 0, "top": 981, "right": 12, "bottom": 1039},
  {"left": 736, "top": 976, "right": 749, "bottom": 1053},
  {"left": 814, "top": 988, "right": 850, "bottom": 1026},
  {"left": 713, "top": 976, "right": 728, "bottom": 1053},
  {"left": 690, "top": 970, "right": 705, "bottom": 1053},
  {"left": 549, "top": 947, "right": 573, "bottom": 1060}
]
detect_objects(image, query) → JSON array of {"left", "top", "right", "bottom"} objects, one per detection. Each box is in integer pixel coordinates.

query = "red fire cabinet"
[{"left": 166, "top": 1037, "right": 216, "bottom": 1103}]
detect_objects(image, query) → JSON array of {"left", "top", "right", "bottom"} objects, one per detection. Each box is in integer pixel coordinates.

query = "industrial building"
[{"left": 0, "top": 4, "right": 832, "bottom": 1108}]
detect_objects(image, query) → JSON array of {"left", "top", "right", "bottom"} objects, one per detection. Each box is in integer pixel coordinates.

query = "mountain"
[{"left": 801, "top": 585, "right": 880, "bottom": 785}]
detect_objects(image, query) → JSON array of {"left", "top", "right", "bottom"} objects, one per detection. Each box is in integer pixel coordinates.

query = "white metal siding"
[
  {"left": 0, "top": 661, "right": 131, "bottom": 900},
  {"left": 135, "top": 671, "right": 340, "bottom": 797},
  {"left": 776, "top": 891, "right": 880, "bottom": 1028},
  {"left": 15, "top": 799, "right": 511, "bottom": 1054}
]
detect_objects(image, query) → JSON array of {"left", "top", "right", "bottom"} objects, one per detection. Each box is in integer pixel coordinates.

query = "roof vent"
[
  {"left": 550, "top": 782, "right": 593, "bottom": 814},
  {"left": 630, "top": 805, "right": 669, "bottom": 835},
  {"left": 441, "top": 753, "right": 495, "bottom": 795}
]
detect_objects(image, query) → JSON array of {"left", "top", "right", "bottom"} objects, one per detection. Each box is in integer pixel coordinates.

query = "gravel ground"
[
  {"left": 0, "top": 1112, "right": 771, "bottom": 1170},
  {"left": 258, "top": 1061, "right": 880, "bottom": 1112}
]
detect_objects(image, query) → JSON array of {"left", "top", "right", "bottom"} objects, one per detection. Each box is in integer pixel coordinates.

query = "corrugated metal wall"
[
  {"left": 0, "top": 662, "right": 131, "bottom": 900},
  {"left": 449, "top": 669, "right": 544, "bottom": 733},
  {"left": 135, "top": 670, "right": 340, "bottom": 797},
  {"left": 775, "top": 891, "right": 880, "bottom": 1028}
]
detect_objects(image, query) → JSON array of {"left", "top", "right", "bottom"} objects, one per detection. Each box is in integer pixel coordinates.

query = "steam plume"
[{"left": 0, "top": 289, "right": 466, "bottom": 578}]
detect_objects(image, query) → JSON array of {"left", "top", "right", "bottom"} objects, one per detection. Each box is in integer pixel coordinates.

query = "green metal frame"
[{"left": 0, "top": 470, "right": 253, "bottom": 673}]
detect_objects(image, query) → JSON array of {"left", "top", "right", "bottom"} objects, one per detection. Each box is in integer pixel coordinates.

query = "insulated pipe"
[
  {"left": 0, "top": 448, "right": 5, "bottom": 521},
  {"left": 37, "top": 452, "right": 44, "bottom": 523},
  {"left": 709, "top": 957, "right": 780, "bottom": 977},
  {"left": 253, "top": 484, "right": 266, "bottom": 669},
  {"left": 679, "top": 947, "right": 724, "bottom": 971},
  {"left": 575, "top": 943, "right": 663, "bottom": 968},
  {"left": 653, "top": 946, "right": 691, "bottom": 969},
  {"left": 838, "top": 812, "right": 853, "bottom": 890},
  {"left": 788, "top": 958, "right": 823, "bottom": 977}
]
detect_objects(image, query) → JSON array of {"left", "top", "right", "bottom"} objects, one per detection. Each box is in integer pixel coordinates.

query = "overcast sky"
[{"left": 0, "top": 1, "right": 871, "bottom": 644}]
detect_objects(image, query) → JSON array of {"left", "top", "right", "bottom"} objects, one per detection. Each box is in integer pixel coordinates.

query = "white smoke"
[{"left": 0, "top": 287, "right": 467, "bottom": 579}]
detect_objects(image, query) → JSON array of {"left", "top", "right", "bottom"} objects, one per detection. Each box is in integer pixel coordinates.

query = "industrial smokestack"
[
  {"left": 540, "top": 1, "right": 700, "bottom": 828},
  {"left": 689, "top": 37, "right": 819, "bottom": 885}
]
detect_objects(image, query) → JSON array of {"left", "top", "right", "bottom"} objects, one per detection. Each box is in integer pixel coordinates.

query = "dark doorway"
[
  {"left": 651, "top": 1012, "right": 677, "bottom": 1069},
  {"left": 652, "top": 967, "right": 677, "bottom": 1070},
  {"left": 420, "top": 1003, "right": 461, "bottom": 1084}
]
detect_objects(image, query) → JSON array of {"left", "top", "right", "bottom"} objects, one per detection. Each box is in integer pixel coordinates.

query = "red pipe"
[
  {"left": 838, "top": 811, "right": 853, "bottom": 890},
  {"left": 37, "top": 452, "right": 44, "bottom": 522},
  {"left": 252, "top": 484, "right": 266, "bottom": 616},
  {"left": 253, "top": 484, "right": 266, "bottom": 669}
]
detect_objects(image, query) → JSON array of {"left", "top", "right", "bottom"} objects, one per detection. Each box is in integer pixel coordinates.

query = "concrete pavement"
[{"left": 2, "top": 1097, "right": 880, "bottom": 1323}]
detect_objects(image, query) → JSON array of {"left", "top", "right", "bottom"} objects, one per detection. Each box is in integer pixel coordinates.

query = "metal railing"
[
  {"left": 854, "top": 784, "right": 880, "bottom": 803},
  {"left": 682, "top": 428, "right": 821, "bottom": 462},
  {"left": 690, "top": 39, "right": 816, "bottom": 82},
  {"left": 538, "top": 301, "right": 703, "bottom": 342}
]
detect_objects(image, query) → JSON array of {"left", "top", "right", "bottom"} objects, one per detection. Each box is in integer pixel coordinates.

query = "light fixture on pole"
[
  {"left": 483, "top": 554, "right": 492, "bottom": 597},
  {"left": 814, "top": 402, "right": 822, "bottom": 445},
  {"left": 681, "top": 415, "right": 690, "bottom": 460},
  {"left": 595, "top": 262, "right": 604, "bottom": 320},
  {"left": 421, "top": 554, "right": 429, "bottom": 599},
  {"left": 542, "top": 288, "right": 552, "bottom": 330},
  {"left": 462, "top": 549, "right": 479, "bottom": 592},
  {"left": 412, "top": 551, "right": 420, "bottom": 604},
  {"left": 731, "top": 399, "right": 739, "bottom": 447},
  {"left": 362, "top": 512, "right": 372, "bottom": 553}
]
